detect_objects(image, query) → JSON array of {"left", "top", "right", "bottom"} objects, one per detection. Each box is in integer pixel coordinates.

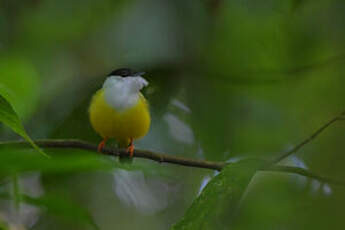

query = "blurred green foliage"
[{"left": 0, "top": 0, "right": 345, "bottom": 229}]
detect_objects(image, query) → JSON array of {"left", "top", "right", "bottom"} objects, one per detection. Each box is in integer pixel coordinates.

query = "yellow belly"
[{"left": 89, "top": 89, "right": 150, "bottom": 145}]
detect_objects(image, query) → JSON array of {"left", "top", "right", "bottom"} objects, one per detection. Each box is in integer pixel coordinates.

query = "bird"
[{"left": 89, "top": 68, "right": 150, "bottom": 157}]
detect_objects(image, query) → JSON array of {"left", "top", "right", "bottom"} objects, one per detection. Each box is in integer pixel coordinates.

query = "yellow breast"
[{"left": 89, "top": 89, "right": 150, "bottom": 145}]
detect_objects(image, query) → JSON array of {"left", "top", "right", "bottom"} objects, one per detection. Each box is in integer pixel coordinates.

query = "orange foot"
[
  {"left": 97, "top": 138, "right": 108, "bottom": 152},
  {"left": 126, "top": 138, "right": 134, "bottom": 157}
]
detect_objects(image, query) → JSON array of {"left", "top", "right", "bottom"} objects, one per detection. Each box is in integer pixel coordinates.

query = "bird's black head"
[
  {"left": 108, "top": 68, "right": 145, "bottom": 77},
  {"left": 108, "top": 68, "right": 133, "bottom": 77}
]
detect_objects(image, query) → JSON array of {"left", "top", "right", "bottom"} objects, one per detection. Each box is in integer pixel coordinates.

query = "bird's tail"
[
  {"left": 118, "top": 139, "right": 130, "bottom": 149},
  {"left": 118, "top": 138, "right": 133, "bottom": 164}
]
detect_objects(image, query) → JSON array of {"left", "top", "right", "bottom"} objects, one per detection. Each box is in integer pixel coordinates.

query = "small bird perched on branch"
[{"left": 89, "top": 68, "right": 151, "bottom": 157}]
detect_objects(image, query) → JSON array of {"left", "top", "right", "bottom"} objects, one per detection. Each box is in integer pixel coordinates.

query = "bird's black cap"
[{"left": 108, "top": 68, "right": 145, "bottom": 77}]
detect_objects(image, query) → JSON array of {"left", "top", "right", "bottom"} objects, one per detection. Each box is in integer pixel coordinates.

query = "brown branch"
[
  {"left": 0, "top": 139, "right": 344, "bottom": 186},
  {"left": 1, "top": 139, "right": 227, "bottom": 171},
  {"left": 271, "top": 110, "right": 345, "bottom": 164}
]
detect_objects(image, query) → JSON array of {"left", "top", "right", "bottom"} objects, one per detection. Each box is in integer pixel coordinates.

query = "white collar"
[{"left": 103, "top": 75, "right": 148, "bottom": 111}]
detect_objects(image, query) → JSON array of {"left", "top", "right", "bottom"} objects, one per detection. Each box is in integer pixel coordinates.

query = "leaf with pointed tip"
[
  {"left": 172, "top": 160, "right": 263, "bottom": 230},
  {"left": 0, "top": 94, "right": 48, "bottom": 157}
]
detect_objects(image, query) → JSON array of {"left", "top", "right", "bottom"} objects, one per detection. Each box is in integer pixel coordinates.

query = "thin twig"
[
  {"left": 267, "top": 165, "right": 345, "bottom": 187},
  {"left": 0, "top": 139, "right": 344, "bottom": 186},
  {"left": 271, "top": 110, "right": 345, "bottom": 164}
]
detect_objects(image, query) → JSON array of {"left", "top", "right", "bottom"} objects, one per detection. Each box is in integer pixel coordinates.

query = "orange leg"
[
  {"left": 97, "top": 137, "right": 108, "bottom": 152},
  {"left": 126, "top": 138, "right": 134, "bottom": 158}
]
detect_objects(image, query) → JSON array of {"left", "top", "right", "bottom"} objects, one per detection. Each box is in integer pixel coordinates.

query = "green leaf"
[
  {"left": 0, "top": 147, "right": 108, "bottom": 173},
  {"left": 0, "top": 145, "right": 147, "bottom": 174},
  {"left": 22, "top": 194, "right": 99, "bottom": 230},
  {"left": 290, "top": 0, "right": 304, "bottom": 11},
  {"left": 172, "top": 160, "right": 263, "bottom": 230},
  {"left": 0, "top": 219, "right": 9, "bottom": 230},
  {"left": 11, "top": 173, "right": 21, "bottom": 210},
  {"left": 0, "top": 94, "right": 48, "bottom": 157}
]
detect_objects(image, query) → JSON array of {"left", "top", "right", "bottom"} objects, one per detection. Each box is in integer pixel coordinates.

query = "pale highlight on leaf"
[{"left": 172, "top": 160, "right": 263, "bottom": 230}]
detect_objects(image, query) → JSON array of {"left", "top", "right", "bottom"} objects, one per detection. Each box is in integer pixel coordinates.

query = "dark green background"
[{"left": 0, "top": 0, "right": 344, "bottom": 229}]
